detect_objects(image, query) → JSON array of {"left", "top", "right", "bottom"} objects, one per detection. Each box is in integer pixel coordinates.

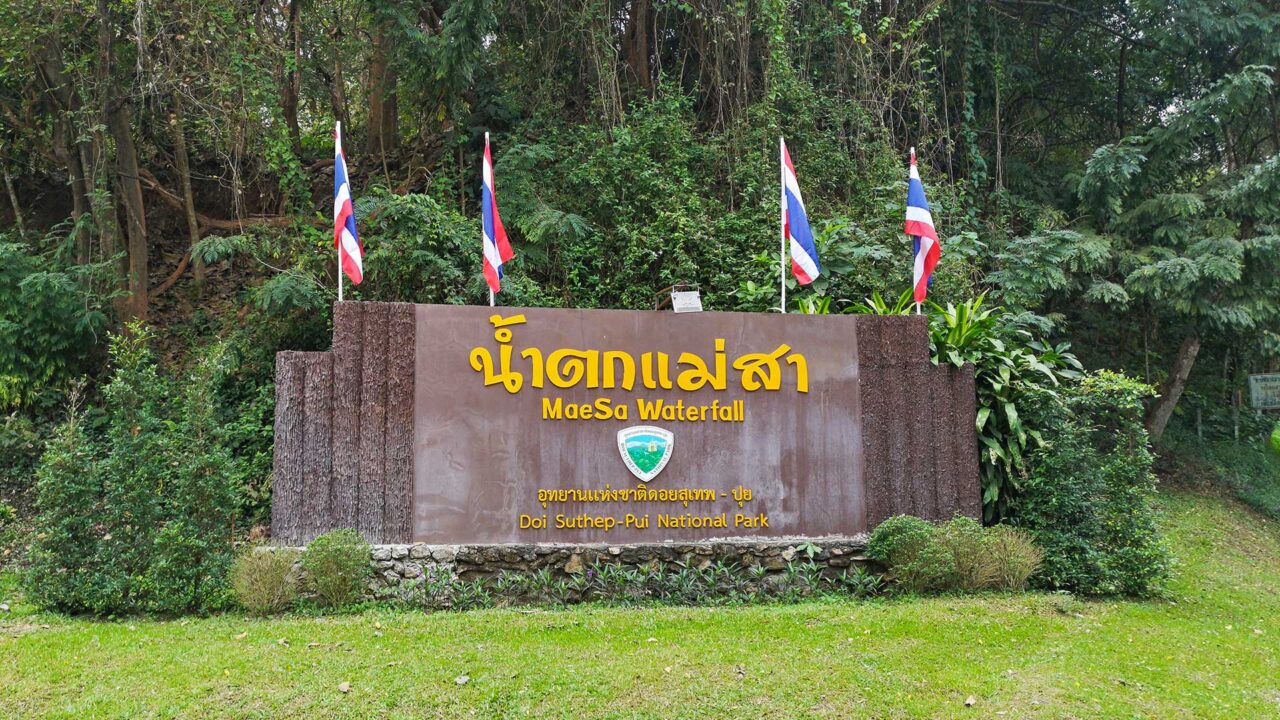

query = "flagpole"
[
  {"left": 489, "top": 289, "right": 494, "bottom": 307},
  {"left": 336, "top": 120, "right": 344, "bottom": 303},
  {"left": 915, "top": 301, "right": 921, "bottom": 316},
  {"left": 779, "top": 136, "right": 786, "bottom": 314}
]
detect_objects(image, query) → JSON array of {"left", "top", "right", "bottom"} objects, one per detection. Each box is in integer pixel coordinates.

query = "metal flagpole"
[
  {"left": 779, "top": 136, "right": 786, "bottom": 314},
  {"left": 915, "top": 302, "right": 921, "bottom": 315},
  {"left": 337, "top": 120, "right": 344, "bottom": 303},
  {"left": 486, "top": 131, "right": 495, "bottom": 308}
]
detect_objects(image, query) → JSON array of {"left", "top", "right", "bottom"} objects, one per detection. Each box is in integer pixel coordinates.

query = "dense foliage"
[
  {"left": 928, "top": 296, "right": 1081, "bottom": 520},
  {"left": 23, "top": 328, "right": 242, "bottom": 615},
  {"left": 301, "top": 529, "right": 372, "bottom": 610},
  {"left": 1009, "top": 371, "right": 1171, "bottom": 597}
]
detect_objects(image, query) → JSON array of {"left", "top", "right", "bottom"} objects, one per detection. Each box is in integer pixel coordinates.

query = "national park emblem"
[{"left": 616, "top": 426, "right": 674, "bottom": 483}]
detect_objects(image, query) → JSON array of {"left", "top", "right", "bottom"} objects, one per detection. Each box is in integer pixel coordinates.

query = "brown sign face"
[
  {"left": 413, "top": 305, "right": 872, "bottom": 544},
  {"left": 271, "top": 302, "right": 977, "bottom": 547}
]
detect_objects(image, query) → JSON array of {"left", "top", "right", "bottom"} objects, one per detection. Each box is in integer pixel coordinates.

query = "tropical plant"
[
  {"left": 851, "top": 288, "right": 916, "bottom": 316},
  {"left": 930, "top": 295, "right": 1082, "bottom": 520}
]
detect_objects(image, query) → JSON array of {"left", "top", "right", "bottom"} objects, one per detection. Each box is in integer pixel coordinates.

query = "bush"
[
  {"left": 1010, "top": 371, "right": 1171, "bottom": 597},
  {"left": 231, "top": 546, "right": 301, "bottom": 615},
  {"left": 302, "top": 529, "right": 370, "bottom": 609},
  {"left": 1, "top": 412, "right": 42, "bottom": 494},
  {"left": 0, "top": 241, "right": 108, "bottom": 410},
  {"left": 869, "top": 514, "right": 1046, "bottom": 594},
  {"left": 935, "top": 516, "right": 994, "bottom": 591},
  {"left": 928, "top": 295, "right": 1082, "bottom": 522},
  {"left": 867, "top": 515, "right": 955, "bottom": 593},
  {"left": 23, "top": 329, "right": 240, "bottom": 615},
  {"left": 986, "top": 525, "right": 1044, "bottom": 591}
]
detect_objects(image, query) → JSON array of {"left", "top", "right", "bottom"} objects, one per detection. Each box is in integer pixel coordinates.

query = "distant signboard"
[
  {"left": 670, "top": 290, "right": 703, "bottom": 313},
  {"left": 1249, "top": 374, "right": 1280, "bottom": 410}
]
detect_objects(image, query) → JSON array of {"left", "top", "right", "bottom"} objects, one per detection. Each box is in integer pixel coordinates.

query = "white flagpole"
[
  {"left": 336, "top": 120, "right": 344, "bottom": 303},
  {"left": 486, "top": 131, "right": 494, "bottom": 308},
  {"left": 779, "top": 136, "right": 787, "bottom": 314},
  {"left": 915, "top": 302, "right": 921, "bottom": 315}
]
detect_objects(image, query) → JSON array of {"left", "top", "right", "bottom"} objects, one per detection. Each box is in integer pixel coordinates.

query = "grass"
[{"left": 2, "top": 488, "right": 1278, "bottom": 719}]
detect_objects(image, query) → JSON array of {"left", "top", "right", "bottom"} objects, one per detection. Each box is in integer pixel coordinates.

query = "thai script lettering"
[{"left": 471, "top": 314, "right": 809, "bottom": 394}]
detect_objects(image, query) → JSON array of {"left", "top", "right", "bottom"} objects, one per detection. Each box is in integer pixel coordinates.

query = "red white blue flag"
[
  {"left": 905, "top": 147, "right": 939, "bottom": 303},
  {"left": 481, "top": 132, "right": 515, "bottom": 294},
  {"left": 333, "top": 121, "right": 363, "bottom": 286},
  {"left": 781, "top": 139, "right": 821, "bottom": 285}
]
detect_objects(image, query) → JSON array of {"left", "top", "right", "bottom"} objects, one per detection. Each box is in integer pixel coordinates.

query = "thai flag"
[
  {"left": 333, "top": 121, "right": 363, "bottom": 286},
  {"left": 481, "top": 132, "right": 515, "bottom": 294},
  {"left": 781, "top": 139, "right": 821, "bottom": 285},
  {"left": 905, "top": 147, "right": 940, "bottom": 303}
]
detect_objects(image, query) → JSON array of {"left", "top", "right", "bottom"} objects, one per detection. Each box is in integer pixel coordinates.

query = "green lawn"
[{"left": 3, "top": 489, "right": 1278, "bottom": 719}]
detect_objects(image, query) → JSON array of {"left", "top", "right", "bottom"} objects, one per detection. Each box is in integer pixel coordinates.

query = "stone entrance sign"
[{"left": 272, "top": 303, "right": 978, "bottom": 545}]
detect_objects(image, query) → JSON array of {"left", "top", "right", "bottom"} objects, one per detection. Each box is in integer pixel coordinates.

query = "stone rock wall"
[{"left": 282, "top": 537, "right": 870, "bottom": 599}]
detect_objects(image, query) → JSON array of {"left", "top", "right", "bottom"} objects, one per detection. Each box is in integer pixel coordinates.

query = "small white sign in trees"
[{"left": 1248, "top": 374, "right": 1280, "bottom": 410}]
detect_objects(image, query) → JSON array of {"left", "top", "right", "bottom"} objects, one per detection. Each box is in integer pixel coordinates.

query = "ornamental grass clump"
[
  {"left": 230, "top": 546, "right": 300, "bottom": 615},
  {"left": 301, "top": 529, "right": 370, "bottom": 609},
  {"left": 935, "top": 516, "right": 996, "bottom": 591},
  {"left": 986, "top": 525, "right": 1044, "bottom": 591},
  {"left": 869, "top": 514, "right": 1046, "bottom": 594}
]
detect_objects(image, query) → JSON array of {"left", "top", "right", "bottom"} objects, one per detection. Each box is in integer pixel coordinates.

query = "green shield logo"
[{"left": 616, "top": 426, "right": 674, "bottom": 483}]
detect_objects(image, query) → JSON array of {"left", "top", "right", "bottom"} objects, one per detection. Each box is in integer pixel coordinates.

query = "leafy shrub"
[
  {"left": 231, "top": 546, "right": 301, "bottom": 615},
  {"left": 929, "top": 295, "right": 1082, "bottom": 521},
  {"left": 935, "top": 516, "right": 994, "bottom": 591},
  {"left": 1010, "top": 371, "right": 1170, "bottom": 597},
  {"left": 867, "top": 515, "right": 955, "bottom": 593},
  {"left": 23, "top": 329, "right": 240, "bottom": 615},
  {"left": 0, "top": 501, "right": 19, "bottom": 566},
  {"left": 0, "top": 412, "right": 42, "bottom": 494},
  {"left": 301, "top": 529, "right": 370, "bottom": 609},
  {"left": 0, "top": 241, "right": 108, "bottom": 410},
  {"left": 986, "top": 525, "right": 1044, "bottom": 591},
  {"left": 831, "top": 566, "right": 885, "bottom": 598}
]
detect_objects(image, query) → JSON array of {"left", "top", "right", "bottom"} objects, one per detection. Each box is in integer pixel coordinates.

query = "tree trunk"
[
  {"left": 330, "top": 13, "right": 348, "bottom": 129},
  {"left": 623, "top": 0, "right": 653, "bottom": 93},
  {"left": 1145, "top": 331, "right": 1201, "bottom": 440},
  {"left": 0, "top": 149, "right": 25, "bottom": 239},
  {"left": 108, "top": 101, "right": 149, "bottom": 321},
  {"left": 169, "top": 97, "right": 204, "bottom": 288},
  {"left": 367, "top": 20, "right": 388, "bottom": 157},
  {"left": 1116, "top": 42, "right": 1127, "bottom": 138},
  {"left": 37, "top": 40, "right": 93, "bottom": 262},
  {"left": 52, "top": 117, "right": 92, "bottom": 261},
  {"left": 282, "top": 0, "right": 303, "bottom": 157},
  {"left": 97, "top": 0, "right": 132, "bottom": 317}
]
